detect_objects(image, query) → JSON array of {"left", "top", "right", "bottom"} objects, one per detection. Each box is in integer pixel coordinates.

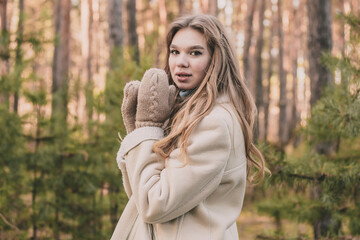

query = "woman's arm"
[
  {"left": 122, "top": 112, "right": 232, "bottom": 224},
  {"left": 117, "top": 126, "right": 164, "bottom": 198},
  {"left": 117, "top": 68, "right": 174, "bottom": 198}
]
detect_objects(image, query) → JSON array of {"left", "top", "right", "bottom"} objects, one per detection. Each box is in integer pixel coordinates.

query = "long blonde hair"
[{"left": 153, "top": 14, "right": 266, "bottom": 183}]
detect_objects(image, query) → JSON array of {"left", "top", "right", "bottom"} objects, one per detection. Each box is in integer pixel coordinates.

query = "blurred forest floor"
[{"left": 237, "top": 209, "right": 313, "bottom": 240}]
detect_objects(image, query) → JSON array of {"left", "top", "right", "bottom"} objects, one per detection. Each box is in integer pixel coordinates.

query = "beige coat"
[{"left": 111, "top": 95, "right": 247, "bottom": 240}]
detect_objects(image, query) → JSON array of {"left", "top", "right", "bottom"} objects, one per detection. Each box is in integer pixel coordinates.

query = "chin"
[{"left": 176, "top": 85, "right": 193, "bottom": 90}]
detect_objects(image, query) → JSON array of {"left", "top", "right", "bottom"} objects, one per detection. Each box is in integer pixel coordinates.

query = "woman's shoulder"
[
  {"left": 211, "top": 94, "right": 236, "bottom": 119},
  {"left": 201, "top": 94, "right": 237, "bottom": 130}
]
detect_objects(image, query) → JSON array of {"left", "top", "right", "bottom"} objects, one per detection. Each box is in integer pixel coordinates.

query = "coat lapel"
[{"left": 110, "top": 197, "right": 138, "bottom": 240}]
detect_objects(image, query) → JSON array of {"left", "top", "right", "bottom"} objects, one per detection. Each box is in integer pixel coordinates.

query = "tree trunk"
[
  {"left": 336, "top": 0, "right": 345, "bottom": 57},
  {"left": 264, "top": 2, "right": 275, "bottom": 142},
  {"left": 51, "top": 0, "right": 71, "bottom": 129},
  {"left": 307, "top": 1, "right": 333, "bottom": 238},
  {"left": 200, "top": 0, "right": 209, "bottom": 14},
  {"left": 126, "top": 0, "right": 139, "bottom": 63},
  {"left": 231, "top": 0, "right": 243, "bottom": 34},
  {"left": 254, "top": 0, "right": 266, "bottom": 141},
  {"left": 277, "top": 0, "right": 286, "bottom": 149},
  {"left": 351, "top": 0, "right": 358, "bottom": 14},
  {"left": 158, "top": 0, "right": 167, "bottom": 35},
  {"left": 154, "top": 0, "right": 167, "bottom": 67},
  {"left": 107, "top": 0, "right": 124, "bottom": 230},
  {"left": 308, "top": 0, "right": 334, "bottom": 156},
  {"left": 209, "top": 0, "right": 218, "bottom": 16},
  {"left": 178, "top": 0, "right": 185, "bottom": 16},
  {"left": 81, "top": 0, "right": 94, "bottom": 133},
  {"left": 288, "top": 1, "right": 300, "bottom": 142},
  {"left": 200, "top": 0, "right": 218, "bottom": 15},
  {"left": 307, "top": 0, "right": 332, "bottom": 107},
  {"left": 0, "top": 0, "right": 7, "bottom": 46},
  {"left": 13, "top": 0, "right": 24, "bottom": 113},
  {"left": 51, "top": 0, "right": 71, "bottom": 237},
  {"left": 108, "top": 0, "right": 123, "bottom": 69},
  {"left": 32, "top": 105, "right": 41, "bottom": 240},
  {"left": 242, "top": 0, "right": 257, "bottom": 87},
  {"left": 275, "top": 212, "right": 282, "bottom": 234},
  {"left": 91, "top": 194, "right": 97, "bottom": 237},
  {"left": 0, "top": 0, "right": 10, "bottom": 109}
]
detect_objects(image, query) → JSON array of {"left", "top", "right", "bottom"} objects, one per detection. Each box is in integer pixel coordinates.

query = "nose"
[{"left": 176, "top": 53, "right": 189, "bottom": 68}]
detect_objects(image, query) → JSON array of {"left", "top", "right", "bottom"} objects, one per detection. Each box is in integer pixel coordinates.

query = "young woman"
[{"left": 111, "top": 14, "right": 266, "bottom": 240}]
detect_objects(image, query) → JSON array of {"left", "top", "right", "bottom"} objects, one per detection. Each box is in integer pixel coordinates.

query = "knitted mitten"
[
  {"left": 135, "top": 68, "right": 176, "bottom": 128},
  {"left": 121, "top": 80, "right": 141, "bottom": 133}
]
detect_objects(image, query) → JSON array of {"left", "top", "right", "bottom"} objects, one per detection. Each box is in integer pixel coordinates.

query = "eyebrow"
[{"left": 170, "top": 44, "right": 206, "bottom": 50}]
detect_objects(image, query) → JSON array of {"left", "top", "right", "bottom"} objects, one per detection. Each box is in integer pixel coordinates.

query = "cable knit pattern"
[
  {"left": 149, "top": 83, "right": 159, "bottom": 119},
  {"left": 135, "top": 68, "right": 176, "bottom": 128}
]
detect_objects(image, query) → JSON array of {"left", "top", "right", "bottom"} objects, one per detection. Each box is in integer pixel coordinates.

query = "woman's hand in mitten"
[
  {"left": 121, "top": 80, "right": 141, "bottom": 134},
  {"left": 135, "top": 68, "right": 177, "bottom": 128}
]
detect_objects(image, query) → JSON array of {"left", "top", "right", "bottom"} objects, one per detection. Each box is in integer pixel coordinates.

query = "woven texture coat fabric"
[{"left": 111, "top": 95, "right": 247, "bottom": 240}]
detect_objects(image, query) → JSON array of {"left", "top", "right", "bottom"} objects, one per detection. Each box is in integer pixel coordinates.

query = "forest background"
[{"left": 0, "top": 0, "right": 359, "bottom": 239}]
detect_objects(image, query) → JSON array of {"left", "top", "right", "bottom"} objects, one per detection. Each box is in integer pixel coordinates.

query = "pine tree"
[
  {"left": 0, "top": 106, "right": 27, "bottom": 239},
  {"left": 257, "top": 11, "right": 360, "bottom": 239}
]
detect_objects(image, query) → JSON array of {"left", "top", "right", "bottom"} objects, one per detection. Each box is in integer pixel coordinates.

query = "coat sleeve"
[
  {"left": 116, "top": 127, "right": 165, "bottom": 198},
  {"left": 121, "top": 113, "right": 232, "bottom": 224}
]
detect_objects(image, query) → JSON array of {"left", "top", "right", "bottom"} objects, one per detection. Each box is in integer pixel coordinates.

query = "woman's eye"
[
  {"left": 170, "top": 49, "right": 179, "bottom": 55},
  {"left": 190, "top": 51, "right": 202, "bottom": 56}
]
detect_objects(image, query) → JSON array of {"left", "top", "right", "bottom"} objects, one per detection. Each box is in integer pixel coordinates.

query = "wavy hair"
[{"left": 152, "top": 14, "right": 266, "bottom": 183}]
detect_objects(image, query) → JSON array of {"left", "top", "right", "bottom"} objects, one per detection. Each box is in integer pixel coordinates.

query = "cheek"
[
  {"left": 195, "top": 58, "right": 210, "bottom": 75},
  {"left": 168, "top": 58, "right": 175, "bottom": 76}
]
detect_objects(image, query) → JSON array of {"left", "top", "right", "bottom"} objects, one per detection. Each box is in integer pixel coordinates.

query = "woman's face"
[{"left": 169, "top": 28, "right": 211, "bottom": 90}]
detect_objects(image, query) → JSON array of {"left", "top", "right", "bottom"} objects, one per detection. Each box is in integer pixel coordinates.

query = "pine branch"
[
  {"left": 256, "top": 235, "right": 307, "bottom": 240},
  {"left": 352, "top": 88, "right": 360, "bottom": 101},
  {"left": 273, "top": 167, "right": 327, "bottom": 182},
  {"left": 22, "top": 134, "right": 56, "bottom": 142},
  {"left": 256, "top": 234, "right": 355, "bottom": 240},
  {"left": 286, "top": 172, "right": 324, "bottom": 181},
  {"left": 336, "top": 154, "right": 360, "bottom": 162},
  {"left": 256, "top": 235, "right": 284, "bottom": 240},
  {"left": 275, "top": 168, "right": 360, "bottom": 182},
  {"left": 0, "top": 212, "right": 20, "bottom": 232},
  {"left": 283, "top": 171, "right": 360, "bottom": 182}
]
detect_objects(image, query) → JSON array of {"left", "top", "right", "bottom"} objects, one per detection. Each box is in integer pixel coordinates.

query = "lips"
[{"left": 175, "top": 72, "right": 192, "bottom": 81}]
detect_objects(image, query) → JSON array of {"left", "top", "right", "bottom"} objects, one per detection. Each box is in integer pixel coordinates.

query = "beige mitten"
[
  {"left": 135, "top": 68, "right": 176, "bottom": 128},
  {"left": 121, "top": 80, "right": 141, "bottom": 133}
]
